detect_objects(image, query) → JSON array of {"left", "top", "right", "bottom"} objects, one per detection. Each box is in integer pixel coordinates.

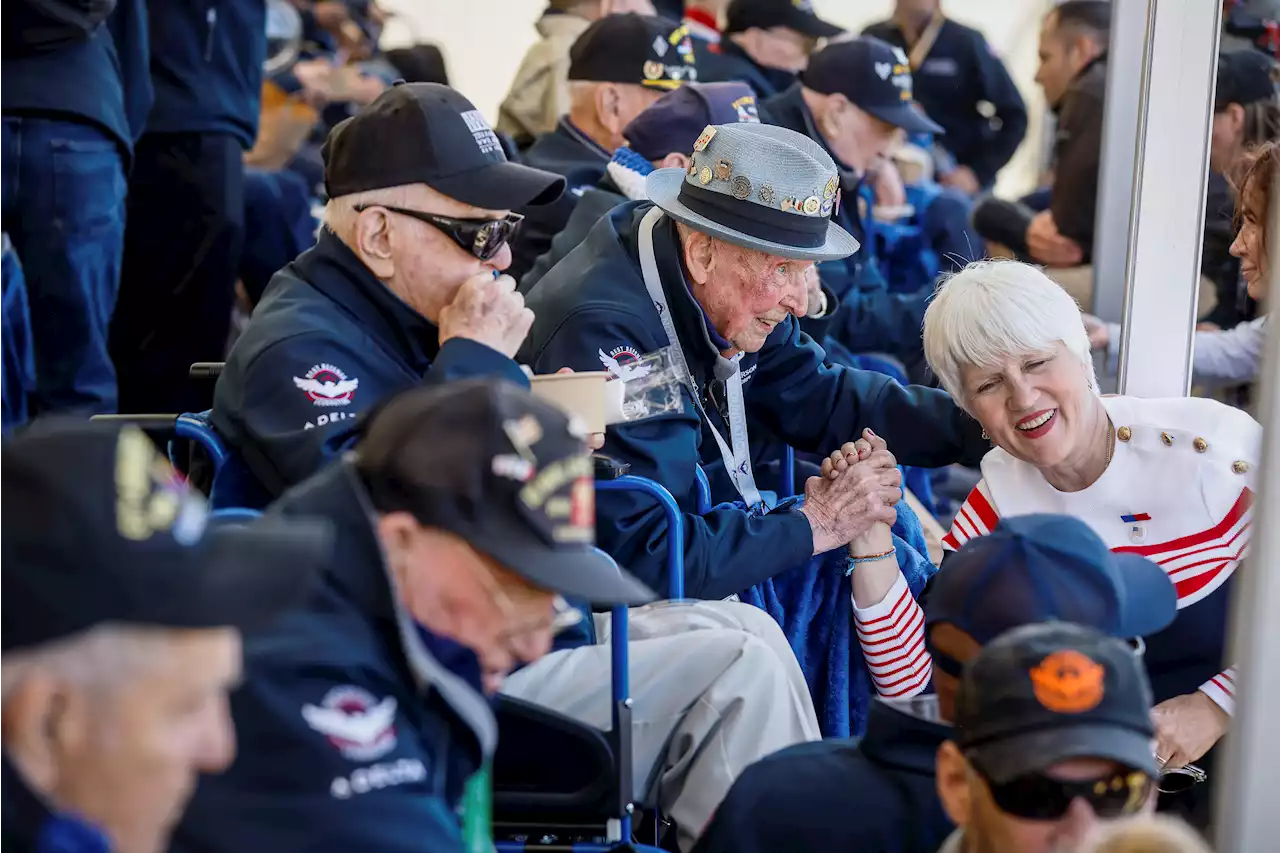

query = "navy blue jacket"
[
  {"left": 692, "top": 699, "right": 954, "bottom": 853},
  {"left": 1, "top": 0, "right": 149, "bottom": 165},
  {"left": 519, "top": 203, "right": 988, "bottom": 598},
  {"left": 171, "top": 462, "right": 493, "bottom": 853},
  {"left": 764, "top": 85, "right": 933, "bottom": 360},
  {"left": 697, "top": 38, "right": 796, "bottom": 99},
  {"left": 510, "top": 118, "right": 613, "bottom": 284},
  {"left": 863, "top": 18, "right": 1027, "bottom": 188},
  {"left": 144, "top": 0, "right": 266, "bottom": 148},
  {"left": 3, "top": 755, "right": 113, "bottom": 853},
  {"left": 212, "top": 229, "right": 529, "bottom": 499},
  {"left": 520, "top": 173, "right": 626, "bottom": 294}
]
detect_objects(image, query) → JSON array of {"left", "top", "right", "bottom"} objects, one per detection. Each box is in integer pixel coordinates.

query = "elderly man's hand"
[
  {"left": 1026, "top": 211, "right": 1084, "bottom": 267},
  {"left": 439, "top": 272, "right": 534, "bottom": 359},
  {"left": 1152, "top": 691, "right": 1230, "bottom": 770},
  {"left": 801, "top": 430, "right": 901, "bottom": 555}
]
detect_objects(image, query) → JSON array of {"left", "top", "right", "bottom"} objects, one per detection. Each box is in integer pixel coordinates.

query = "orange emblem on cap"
[{"left": 1029, "top": 650, "right": 1106, "bottom": 714}]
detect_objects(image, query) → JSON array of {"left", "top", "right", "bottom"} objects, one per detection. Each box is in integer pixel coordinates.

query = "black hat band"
[{"left": 677, "top": 181, "right": 829, "bottom": 249}]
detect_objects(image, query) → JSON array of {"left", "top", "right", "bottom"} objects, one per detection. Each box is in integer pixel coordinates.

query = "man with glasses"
[
  {"left": 174, "top": 380, "right": 820, "bottom": 853},
  {"left": 210, "top": 82, "right": 566, "bottom": 503},
  {"left": 693, "top": 514, "right": 1178, "bottom": 853},
  {"left": 934, "top": 622, "right": 1162, "bottom": 853}
]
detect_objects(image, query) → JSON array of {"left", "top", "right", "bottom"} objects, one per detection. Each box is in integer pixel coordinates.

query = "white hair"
[
  {"left": 1, "top": 624, "right": 171, "bottom": 699},
  {"left": 923, "top": 260, "right": 1096, "bottom": 409},
  {"left": 321, "top": 185, "right": 419, "bottom": 241}
]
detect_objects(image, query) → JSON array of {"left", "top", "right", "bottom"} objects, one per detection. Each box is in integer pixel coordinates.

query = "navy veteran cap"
[
  {"left": 955, "top": 622, "right": 1159, "bottom": 784},
  {"left": 725, "top": 0, "right": 842, "bottom": 39},
  {"left": 923, "top": 514, "right": 1176, "bottom": 678},
  {"left": 2, "top": 421, "right": 332, "bottom": 652},
  {"left": 355, "top": 380, "right": 654, "bottom": 606},
  {"left": 322, "top": 82, "right": 565, "bottom": 209},
  {"left": 623, "top": 82, "right": 760, "bottom": 161},
  {"left": 1216, "top": 49, "right": 1279, "bottom": 110},
  {"left": 803, "top": 37, "right": 944, "bottom": 135},
  {"left": 569, "top": 14, "right": 698, "bottom": 91}
]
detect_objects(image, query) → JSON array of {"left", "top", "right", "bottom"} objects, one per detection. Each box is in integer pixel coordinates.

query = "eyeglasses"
[
  {"left": 473, "top": 554, "right": 584, "bottom": 644},
  {"left": 355, "top": 204, "right": 524, "bottom": 261},
  {"left": 972, "top": 759, "right": 1154, "bottom": 820}
]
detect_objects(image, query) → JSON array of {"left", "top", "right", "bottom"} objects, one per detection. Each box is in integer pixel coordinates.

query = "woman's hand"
[
  {"left": 821, "top": 429, "right": 900, "bottom": 554},
  {"left": 1151, "top": 691, "right": 1230, "bottom": 770}
]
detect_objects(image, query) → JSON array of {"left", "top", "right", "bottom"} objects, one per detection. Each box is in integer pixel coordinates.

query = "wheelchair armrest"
[{"left": 492, "top": 695, "right": 615, "bottom": 815}]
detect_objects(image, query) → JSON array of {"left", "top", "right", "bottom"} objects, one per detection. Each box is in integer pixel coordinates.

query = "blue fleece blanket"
[{"left": 738, "top": 500, "right": 935, "bottom": 738}]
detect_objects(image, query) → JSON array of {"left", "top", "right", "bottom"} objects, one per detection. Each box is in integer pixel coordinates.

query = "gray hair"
[
  {"left": 923, "top": 260, "right": 1096, "bottom": 410},
  {"left": 321, "top": 185, "right": 419, "bottom": 242},
  {"left": 1, "top": 624, "right": 173, "bottom": 699}
]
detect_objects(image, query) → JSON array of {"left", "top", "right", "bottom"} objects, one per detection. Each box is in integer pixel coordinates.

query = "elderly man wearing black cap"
[
  {"left": 698, "top": 0, "right": 841, "bottom": 98},
  {"left": 209, "top": 83, "right": 566, "bottom": 505},
  {"left": 173, "top": 379, "right": 818, "bottom": 853},
  {"left": 693, "top": 514, "right": 1177, "bottom": 853},
  {"left": 764, "top": 36, "right": 980, "bottom": 365},
  {"left": 509, "top": 13, "right": 698, "bottom": 281},
  {"left": 1, "top": 421, "right": 329, "bottom": 853},
  {"left": 521, "top": 80, "right": 762, "bottom": 292}
]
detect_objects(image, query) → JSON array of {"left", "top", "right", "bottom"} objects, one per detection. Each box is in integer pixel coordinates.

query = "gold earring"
[{"left": 981, "top": 429, "right": 989, "bottom": 440}]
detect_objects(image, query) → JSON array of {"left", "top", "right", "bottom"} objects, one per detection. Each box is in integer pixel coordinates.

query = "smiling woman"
[{"left": 907, "top": 258, "right": 1265, "bottom": 816}]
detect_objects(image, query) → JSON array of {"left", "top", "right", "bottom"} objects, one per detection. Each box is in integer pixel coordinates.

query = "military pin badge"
[
  {"left": 823, "top": 175, "right": 837, "bottom": 200},
  {"left": 730, "top": 175, "right": 752, "bottom": 200},
  {"left": 699, "top": 166, "right": 713, "bottom": 185},
  {"left": 692, "top": 125, "right": 717, "bottom": 153},
  {"left": 643, "top": 60, "right": 665, "bottom": 81},
  {"left": 714, "top": 159, "right": 733, "bottom": 181},
  {"left": 803, "top": 196, "right": 821, "bottom": 216}
]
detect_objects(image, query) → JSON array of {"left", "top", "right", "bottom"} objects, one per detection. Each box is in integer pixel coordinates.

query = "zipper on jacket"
[{"left": 204, "top": 6, "right": 217, "bottom": 61}]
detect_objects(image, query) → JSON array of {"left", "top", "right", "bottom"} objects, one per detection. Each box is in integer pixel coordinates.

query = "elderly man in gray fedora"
[{"left": 519, "top": 121, "right": 987, "bottom": 605}]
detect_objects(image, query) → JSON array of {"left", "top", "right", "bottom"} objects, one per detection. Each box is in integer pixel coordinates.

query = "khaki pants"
[{"left": 502, "top": 600, "right": 820, "bottom": 851}]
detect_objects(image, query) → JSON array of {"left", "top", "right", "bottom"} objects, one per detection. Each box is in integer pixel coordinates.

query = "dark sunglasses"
[
  {"left": 972, "top": 759, "right": 1154, "bottom": 821},
  {"left": 355, "top": 204, "right": 523, "bottom": 261}
]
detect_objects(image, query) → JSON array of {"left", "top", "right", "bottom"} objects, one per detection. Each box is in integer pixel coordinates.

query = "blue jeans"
[
  {"left": 1, "top": 116, "right": 126, "bottom": 414},
  {"left": 2, "top": 234, "right": 36, "bottom": 431}
]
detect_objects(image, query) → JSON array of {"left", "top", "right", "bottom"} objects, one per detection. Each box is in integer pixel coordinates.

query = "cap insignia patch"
[
  {"left": 115, "top": 428, "right": 207, "bottom": 545},
  {"left": 692, "top": 125, "right": 716, "bottom": 153},
  {"left": 875, "top": 61, "right": 892, "bottom": 81},
  {"left": 643, "top": 60, "right": 665, "bottom": 81},
  {"left": 503, "top": 414, "right": 543, "bottom": 463},
  {"left": 823, "top": 175, "right": 837, "bottom": 199},
  {"left": 1029, "top": 650, "right": 1106, "bottom": 714},
  {"left": 802, "top": 196, "right": 821, "bottom": 216}
]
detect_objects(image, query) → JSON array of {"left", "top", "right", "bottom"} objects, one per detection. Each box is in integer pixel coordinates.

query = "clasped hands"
[{"left": 799, "top": 429, "right": 902, "bottom": 556}]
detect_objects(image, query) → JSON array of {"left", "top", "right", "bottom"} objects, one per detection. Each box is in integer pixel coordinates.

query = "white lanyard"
[{"left": 637, "top": 207, "right": 763, "bottom": 509}]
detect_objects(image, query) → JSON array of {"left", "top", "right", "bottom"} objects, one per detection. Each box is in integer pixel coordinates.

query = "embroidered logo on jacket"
[
  {"left": 302, "top": 686, "right": 398, "bottom": 761},
  {"left": 598, "top": 346, "right": 651, "bottom": 382},
  {"left": 295, "top": 364, "right": 359, "bottom": 407}
]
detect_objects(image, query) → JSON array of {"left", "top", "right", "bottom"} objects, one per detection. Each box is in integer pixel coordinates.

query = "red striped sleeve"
[
  {"left": 853, "top": 574, "right": 932, "bottom": 698},
  {"left": 1200, "top": 666, "right": 1237, "bottom": 717},
  {"left": 942, "top": 480, "right": 999, "bottom": 552}
]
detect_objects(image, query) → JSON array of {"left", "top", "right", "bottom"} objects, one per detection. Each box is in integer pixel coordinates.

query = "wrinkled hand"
[
  {"left": 1152, "top": 691, "right": 1230, "bottom": 770},
  {"left": 292, "top": 58, "right": 336, "bottom": 107},
  {"left": 1082, "top": 314, "right": 1110, "bottom": 350},
  {"left": 939, "top": 165, "right": 981, "bottom": 196},
  {"left": 1026, "top": 211, "right": 1084, "bottom": 267},
  {"left": 871, "top": 159, "right": 907, "bottom": 208},
  {"left": 801, "top": 429, "right": 901, "bottom": 555},
  {"left": 439, "top": 272, "right": 533, "bottom": 359}
]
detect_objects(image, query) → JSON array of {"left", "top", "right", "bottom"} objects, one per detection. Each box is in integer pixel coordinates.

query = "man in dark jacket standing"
[
  {"left": 109, "top": 0, "right": 269, "bottom": 415},
  {"left": 510, "top": 13, "right": 697, "bottom": 282},
  {"left": 864, "top": 0, "right": 1027, "bottom": 194},
  {"left": 210, "top": 83, "right": 565, "bottom": 504},
  {"left": 1, "top": 0, "right": 148, "bottom": 416},
  {"left": 520, "top": 121, "right": 988, "bottom": 602}
]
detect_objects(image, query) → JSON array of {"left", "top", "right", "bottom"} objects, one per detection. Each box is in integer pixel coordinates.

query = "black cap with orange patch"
[{"left": 953, "top": 622, "right": 1159, "bottom": 785}]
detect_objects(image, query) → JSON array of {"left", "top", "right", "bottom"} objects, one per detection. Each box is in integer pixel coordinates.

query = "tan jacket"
[{"left": 497, "top": 13, "right": 592, "bottom": 143}]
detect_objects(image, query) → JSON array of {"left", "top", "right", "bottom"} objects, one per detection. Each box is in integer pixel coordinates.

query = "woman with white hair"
[{"left": 826, "top": 258, "right": 1261, "bottom": 809}]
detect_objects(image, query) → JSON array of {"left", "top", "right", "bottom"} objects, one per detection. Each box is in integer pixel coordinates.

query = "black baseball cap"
[
  {"left": 355, "top": 380, "right": 655, "bottom": 606},
  {"left": 322, "top": 82, "right": 565, "bottom": 209},
  {"left": 724, "top": 0, "right": 842, "bottom": 39},
  {"left": 623, "top": 81, "right": 760, "bottom": 161},
  {"left": 2, "top": 421, "right": 332, "bottom": 652},
  {"left": 568, "top": 15, "right": 698, "bottom": 91},
  {"left": 1216, "top": 49, "right": 1278, "bottom": 110},
  {"left": 924, "top": 515, "right": 1176, "bottom": 677},
  {"left": 954, "top": 622, "right": 1160, "bottom": 784},
  {"left": 803, "top": 37, "right": 944, "bottom": 135}
]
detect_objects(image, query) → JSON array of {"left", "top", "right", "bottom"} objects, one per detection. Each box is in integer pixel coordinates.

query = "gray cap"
[{"left": 645, "top": 123, "right": 861, "bottom": 261}]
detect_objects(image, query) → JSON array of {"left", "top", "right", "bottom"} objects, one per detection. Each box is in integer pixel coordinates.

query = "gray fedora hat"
[{"left": 645, "top": 123, "right": 860, "bottom": 262}]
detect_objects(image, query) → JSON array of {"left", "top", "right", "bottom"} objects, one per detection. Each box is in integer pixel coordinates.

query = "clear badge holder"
[{"left": 604, "top": 347, "right": 685, "bottom": 425}]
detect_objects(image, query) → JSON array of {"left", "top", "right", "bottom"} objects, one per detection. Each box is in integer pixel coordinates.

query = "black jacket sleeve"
[
  {"left": 1050, "top": 87, "right": 1105, "bottom": 251},
  {"left": 966, "top": 32, "right": 1028, "bottom": 186}
]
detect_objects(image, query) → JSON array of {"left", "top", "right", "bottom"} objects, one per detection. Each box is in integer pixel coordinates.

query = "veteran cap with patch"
[
  {"left": 646, "top": 122, "right": 859, "bottom": 261},
  {"left": 802, "top": 37, "right": 944, "bottom": 135},
  {"left": 355, "top": 379, "right": 655, "bottom": 606},
  {"left": 2, "top": 421, "right": 332, "bottom": 652},
  {"left": 568, "top": 14, "right": 698, "bottom": 91},
  {"left": 954, "top": 622, "right": 1160, "bottom": 786}
]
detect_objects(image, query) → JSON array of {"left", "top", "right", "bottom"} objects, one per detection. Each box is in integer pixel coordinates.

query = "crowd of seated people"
[{"left": 2, "top": 0, "right": 1277, "bottom": 851}]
